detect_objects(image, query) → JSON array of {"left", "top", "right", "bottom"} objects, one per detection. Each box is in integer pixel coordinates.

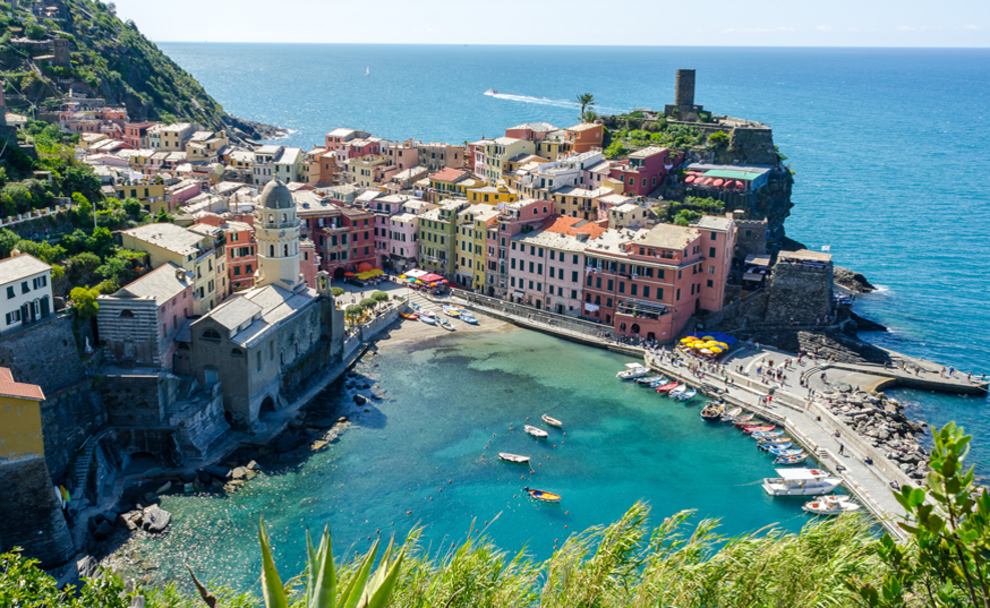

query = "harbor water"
[{"left": 135, "top": 329, "right": 815, "bottom": 589}]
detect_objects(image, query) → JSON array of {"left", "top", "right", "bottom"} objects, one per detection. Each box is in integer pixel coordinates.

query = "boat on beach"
[
  {"left": 775, "top": 452, "right": 810, "bottom": 465},
  {"left": 541, "top": 414, "right": 562, "bottom": 428},
  {"left": 498, "top": 453, "right": 530, "bottom": 464},
  {"left": 419, "top": 313, "right": 436, "bottom": 325},
  {"left": 437, "top": 317, "right": 456, "bottom": 331},
  {"left": 655, "top": 382, "right": 679, "bottom": 394},
  {"left": 442, "top": 305, "right": 461, "bottom": 317},
  {"left": 399, "top": 312, "right": 419, "bottom": 320},
  {"left": 676, "top": 388, "right": 697, "bottom": 401},
  {"left": 460, "top": 312, "right": 479, "bottom": 325},
  {"left": 617, "top": 363, "right": 649, "bottom": 380},
  {"left": 700, "top": 402, "right": 725, "bottom": 420},
  {"left": 523, "top": 487, "right": 560, "bottom": 503},
  {"left": 762, "top": 468, "right": 843, "bottom": 497},
  {"left": 802, "top": 495, "right": 860, "bottom": 515},
  {"left": 524, "top": 425, "right": 548, "bottom": 438}
]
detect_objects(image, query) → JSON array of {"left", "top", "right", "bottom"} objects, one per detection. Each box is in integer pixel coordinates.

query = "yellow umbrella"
[
  {"left": 680, "top": 337, "right": 695, "bottom": 343},
  {"left": 710, "top": 346, "right": 724, "bottom": 353},
  {"left": 692, "top": 342, "right": 706, "bottom": 349},
  {"left": 702, "top": 335, "right": 716, "bottom": 341},
  {"left": 716, "top": 342, "right": 729, "bottom": 349},
  {"left": 399, "top": 275, "right": 407, "bottom": 279}
]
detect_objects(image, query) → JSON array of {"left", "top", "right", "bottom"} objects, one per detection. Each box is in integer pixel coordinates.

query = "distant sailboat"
[{"left": 366, "top": 66, "right": 370, "bottom": 76}]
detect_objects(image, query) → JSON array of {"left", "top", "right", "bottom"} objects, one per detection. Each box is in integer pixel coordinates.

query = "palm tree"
[{"left": 575, "top": 93, "right": 596, "bottom": 119}]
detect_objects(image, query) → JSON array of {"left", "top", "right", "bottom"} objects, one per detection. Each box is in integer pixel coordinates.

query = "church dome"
[{"left": 257, "top": 179, "right": 294, "bottom": 210}]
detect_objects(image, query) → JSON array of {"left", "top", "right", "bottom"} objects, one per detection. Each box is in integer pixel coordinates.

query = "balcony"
[{"left": 616, "top": 299, "right": 669, "bottom": 320}]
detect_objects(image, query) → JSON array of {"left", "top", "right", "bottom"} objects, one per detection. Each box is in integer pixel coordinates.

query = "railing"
[{"left": 451, "top": 289, "right": 613, "bottom": 340}]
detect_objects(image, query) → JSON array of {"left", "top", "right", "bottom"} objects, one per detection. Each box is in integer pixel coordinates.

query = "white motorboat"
[
  {"left": 524, "top": 425, "right": 548, "bottom": 438},
  {"left": 721, "top": 407, "right": 743, "bottom": 420},
  {"left": 541, "top": 414, "right": 562, "bottom": 428},
  {"left": 676, "top": 388, "right": 697, "bottom": 401},
  {"left": 761, "top": 468, "right": 843, "bottom": 497},
  {"left": 616, "top": 363, "right": 648, "bottom": 380},
  {"left": 802, "top": 495, "right": 861, "bottom": 515},
  {"left": 637, "top": 375, "right": 666, "bottom": 385},
  {"left": 498, "top": 452, "right": 530, "bottom": 464},
  {"left": 668, "top": 384, "right": 688, "bottom": 399}
]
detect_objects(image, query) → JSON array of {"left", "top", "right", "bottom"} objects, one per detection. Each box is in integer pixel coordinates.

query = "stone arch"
[
  {"left": 269, "top": 244, "right": 275, "bottom": 257},
  {"left": 120, "top": 309, "right": 134, "bottom": 318},
  {"left": 230, "top": 348, "right": 244, "bottom": 358},
  {"left": 201, "top": 328, "right": 221, "bottom": 341},
  {"left": 261, "top": 395, "right": 277, "bottom": 413},
  {"left": 631, "top": 323, "right": 641, "bottom": 335},
  {"left": 333, "top": 267, "right": 346, "bottom": 280},
  {"left": 268, "top": 214, "right": 274, "bottom": 223}
]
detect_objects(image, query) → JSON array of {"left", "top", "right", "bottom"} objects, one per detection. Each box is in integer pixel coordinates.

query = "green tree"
[
  {"left": 156, "top": 208, "right": 173, "bottom": 223},
  {"left": 331, "top": 286, "right": 345, "bottom": 297},
  {"left": 708, "top": 131, "right": 731, "bottom": 147},
  {"left": 604, "top": 141, "right": 627, "bottom": 159},
  {"left": 15, "top": 239, "right": 65, "bottom": 264},
  {"left": 61, "top": 166, "right": 102, "bottom": 201},
  {"left": 0, "top": 228, "right": 19, "bottom": 257},
  {"left": 97, "top": 256, "right": 127, "bottom": 284},
  {"left": 359, "top": 297, "right": 376, "bottom": 310},
  {"left": 864, "top": 422, "right": 990, "bottom": 608},
  {"left": 70, "top": 286, "right": 99, "bottom": 318},
  {"left": 25, "top": 22, "right": 45, "bottom": 40},
  {"left": 345, "top": 304, "right": 363, "bottom": 320},
  {"left": 123, "top": 197, "right": 143, "bottom": 218},
  {"left": 673, "top": 209, "right": 702, "bottom": 226},
  {"left": 575, "top": 93, "right": 596, "bottom": 119},
  {"left": 371, "top": 290, "right": 389, "bottom": 303}
]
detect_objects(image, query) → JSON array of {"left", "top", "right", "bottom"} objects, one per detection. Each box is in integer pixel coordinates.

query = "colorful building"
[
  {"left": 484, "top": 199, "right": 556, "bottom": 298},
  {"left": 0, "top": 254, "right": 53, "bottom": 335},
  {"left": 417, "top": 199, "right": 470, "bottom": 276},
  {"left": 565, "top": 123, "right": 604, "bottom": 153},
  {"left": 453, "top": 205, "right": 498, "bottom": 290},
  {"left": 609, "top": 146, "right": 678, "bottom": 197}
]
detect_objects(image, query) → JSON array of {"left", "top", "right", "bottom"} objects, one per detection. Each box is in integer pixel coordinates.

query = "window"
[
  {"left": 528, "top": 280, "right": 533, "bottom": 289},
  {"left": 234, "top": 266, "right": 241, "bottom": 276},
  {"left": 709, "top": 265, "right": 715, "bottom": 275},
  {"left": 511, "top": 259, "right": 516, "bottom": 269},
  {"left": 606, "top": 298, "right": 612, "bottom": 308},
  {"left": 257, "top": 351, "right": 262, "bottom": 371},
  {"left": 120, "top": 310, "right": 134, "bottom": 318},
  {"left": 676, "top": 288, "right": 681, "bottom": 301},
  {"left": 631, "top": 284, "right": 638, "bottom": 296},
  {"left": 21, "top": 281, "right": 29, "bottom": 294},
  {"left": 5, "top": 286, "right": 13, "bottom": 299},
  {"left": 643, "top": 286, "right": 650, "bottom": 299},
  {"left": 571, "top": 290, "right": 577, "bottom": 299},
  {"left": 709, "top": 247, "right": 716, "bottom": 258},
  {"left": 572, "top": 271, "right": 578, "bottom": 283},
  {"left": 529, "top": 262, "right": 534, "bottom": 273},
  {"left": 537, "top": 264, "right": 542, "bottom": 275},
  {"left": 707, "top": 279, "right": 714, "bottom": 288},
  {"left": 231, "top": 348, "right": 244, "bottom": 358},
  {"left": 607, "top": 279, "right": 613, "bottom": 291},
  {"left": 246, "top": 264, "right": 252, "bottom": 274},
  {"left": 619, "top": 282, "right": 625, "bottom": 294},
  {"left": 511, "top": 277, "right": 516, "bottom": 287},
  {"left": 573, "top": 255, "right": 578, "bottom": 264},
  {"left": 202, "top": 328, "right": 221, "bottom": 341},
  {"left": 595, "top": 277, "right": 601, "bottom": 289},
  {"left": 550, "top": 251, "right": 555, "bottom": 261}
]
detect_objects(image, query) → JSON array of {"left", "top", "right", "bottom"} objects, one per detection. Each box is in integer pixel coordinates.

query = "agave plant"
[{"left": 189, "top": 517, "right": 406, "bottom": 608}]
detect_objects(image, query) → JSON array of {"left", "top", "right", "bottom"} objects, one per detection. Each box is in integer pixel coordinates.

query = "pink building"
[
  {"left": 167, "top": 180, "right": 202, "bottom": 207},
  {"left": 504, "top": 122, "right": 558, "bottom": 142},
  {"left": 386, "top": 139, "right": 419, "bottom": 171},
  {"left": 609, "top": 147, "right": 680, "bottom": 197},
  {"left": 695, "top": 214, "right": 736, "bottom": 312},
  {"left": 484, "top": 199, "right": 555, "bottom": 297},
  {"left": 300, "top": 239, "right": 320, "bottom": 289},
  {"left": 370, "top": 194, "right": 411, "bottom": 268},
  {"left": 325, "top": 128, "right": 369, "bottom": 151}
]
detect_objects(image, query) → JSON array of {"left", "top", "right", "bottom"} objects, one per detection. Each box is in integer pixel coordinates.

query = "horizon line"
[{"left": 151, "top": 41, "right": 990, "bottom": 49}]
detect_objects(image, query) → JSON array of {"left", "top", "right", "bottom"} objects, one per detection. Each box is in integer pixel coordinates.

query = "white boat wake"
[{"left": 484, "top": 90, "right": 578, "bottom": 109}]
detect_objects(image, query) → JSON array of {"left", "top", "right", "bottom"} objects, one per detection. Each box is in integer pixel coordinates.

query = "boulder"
[
  {"left": 118, "top": 513, "right": 138, "bottom": 532},
  {"left": 230, "top": 467, "right": 249, "bottom": 480},
  {"left": 354, "top": 394, "right": 369, "bottom": 405},
  {"left": 246, "top": 460, "right": 258, "bottom": 471},
  {"left": 179, "top": 471, "right": 197, "bottom": 484},
  {"left": 142, "top": 505, "right": 171, "bottom": 534},
  {"left": 197, "top": 470, "right": 212, "bottom": 485}
]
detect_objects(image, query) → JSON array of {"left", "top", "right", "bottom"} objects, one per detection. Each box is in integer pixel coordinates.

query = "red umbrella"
[
  {"left": 735, "top": 180, "right": 745, "bottom": 189},
  {"left": 713, "top": 179, "right": 724, "bottom": 187},
  {"left": 684, "top": 175, "right": 695, "bottom": 184},
  {"left": 357, "top": 262, "right": 373, "bottom": 273},
  {"left": 344, "top": 272, "right": 355, "bottom": 277}
]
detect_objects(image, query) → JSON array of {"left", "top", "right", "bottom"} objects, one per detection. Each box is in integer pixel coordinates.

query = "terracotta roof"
[
  {"left": 0, "top": 367, "right": 45, "bottom": 401},
  {"left": 430, "top": 168, "right": 468, "bottom": 183},
  {"left": 541, "top": 215, "right": 607, "bottom": 239}
]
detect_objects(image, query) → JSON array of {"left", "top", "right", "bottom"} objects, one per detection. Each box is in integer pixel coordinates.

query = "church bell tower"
[{"left": 254, "top": 180, "right": 303, "bottom": 290}]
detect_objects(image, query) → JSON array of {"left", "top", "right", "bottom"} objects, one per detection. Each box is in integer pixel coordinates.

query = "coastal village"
[{"left": 0, "top": 60, "right": 987, "bottom": 587}]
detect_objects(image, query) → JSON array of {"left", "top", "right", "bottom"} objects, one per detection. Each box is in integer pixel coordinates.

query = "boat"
[
  {"left": 523, "top": 487, "right": 560, "bottom": 503},
  {"left": 409, "top": 302, "right": 421, "bottom": 311},
  {"left": 617, "top": 363, "right": 649, "bottom": 380},
  {"left": 655, "top": 382, "right": 679, "bottom": 394},
  {"left": 751, "top": 430, "right": 784, "bottom": 439},
  {"left": 802, "top": 495, "right": 860, "bottom": 515},
  {"left": 768, "top": 447, "right": 804, "bottom": 458},
  {"left": 484, "top": 88, "right": 499, "bottom": 95},
  {"left": 541, "top": 414, "right": 562, "bottom": 428},
  {"left": 743, "top": 425, "right": 776, "bottom": 434},
  {"left": 442, "top": 305, "right": 461, "bottom": 317},
  {"left": 721, "top": 407, "right": 743, "bottom": 420},
  {"left": 437, "top": 317, "right": 456, "bottom": 331},
  {"left": 700, "top": 402, "right": 725, "bottom": 421},
  {"left": 775, "top": 452, "right": 810, "bottom": 465},
  {"left": 366, "top": 66, "right": 370, "bottom": 76},
  {"left": 668, "top": 385, "right": 688, "bottom": 399},
  {"left": 732, "top": 415, "right": 755, "bottom": 425},
  {"left": 498, "top": 453, "right": 530, "bottom": 464},
  {"left": 399, "top": 312, "right": 419, "bottom": 320},
  {"left": 524, "top": 425, "right": 548, "bottom": 438},
  {"left": 419, "top": 314, "right": 436, "bottom": 325},
  {"left": 637, "top": 375, "right": 666, "bottom": 384},
  {"left": 762, "top": 468, "right": 843, "bottom": 497},
  {"left": 676, "top": 388, "right": 697, "bottom": 402},
  {"left": 460, "top": 315, "right": 479, "bottom": 325},
  {"left": 756, "top": 436, "right": 790, "bottom": 445},
  {"left": 759, "top": 442, "right": 792, "bottom": 452}
]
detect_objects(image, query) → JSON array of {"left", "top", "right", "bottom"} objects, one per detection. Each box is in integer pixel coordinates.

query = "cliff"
[{"left": 0, "top": 0, "right": 280, "bottom": 142}]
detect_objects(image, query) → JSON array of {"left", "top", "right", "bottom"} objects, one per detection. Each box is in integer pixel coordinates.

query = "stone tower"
[
  {"left": 254, "top": 180, "right": 303, "bottom": 290},
  {"left": 674, "top": 69, "right": 696, "bottom": 107}
]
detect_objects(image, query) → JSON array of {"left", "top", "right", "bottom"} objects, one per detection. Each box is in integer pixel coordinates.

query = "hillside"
[{"left": 0, "top": 0, "right": 279, "bottom": 142}]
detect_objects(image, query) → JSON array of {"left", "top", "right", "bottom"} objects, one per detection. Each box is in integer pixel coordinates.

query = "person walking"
[{"left": 838, "top": 443, "right": 844, "bottom": 456}]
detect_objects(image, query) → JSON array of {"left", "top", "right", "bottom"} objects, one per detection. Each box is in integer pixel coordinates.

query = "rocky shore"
[
  {"left": 223, "top": 114, "right": 288, "bottom": 144},
  {"left": 820, "top": 389, "right": 929, "bottom": 481}
]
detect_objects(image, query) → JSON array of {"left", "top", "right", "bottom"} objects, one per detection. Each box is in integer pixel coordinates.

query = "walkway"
[{"left": 644, "top": 349, "right": 909, "bottom": 540}]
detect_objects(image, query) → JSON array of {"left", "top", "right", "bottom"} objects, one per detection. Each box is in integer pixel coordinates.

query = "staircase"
[
  {"left": 71, "top": 435, "right": 98, "bottom": 501},
  {"left": 405, "top": 292, "right": 444, "bottom": 316}
]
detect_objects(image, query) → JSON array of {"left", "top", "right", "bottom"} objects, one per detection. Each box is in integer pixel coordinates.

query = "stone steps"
[{"left": 71, "top": 435, "right": 98, "bottom": 500}]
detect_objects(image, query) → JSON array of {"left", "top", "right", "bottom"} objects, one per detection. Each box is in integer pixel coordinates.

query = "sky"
[{"left": 110, "top": 0, "right": 990, "bottom": 47}]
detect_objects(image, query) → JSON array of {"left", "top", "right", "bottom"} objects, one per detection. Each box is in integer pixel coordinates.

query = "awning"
[
  {"left": 513, "top": 290, "right": 525, "bottom": 298},
  {"left": 420, "top": 273, "right": 444, "bottom": 283},
  {"left": 584, "top": 303, "right": 600, "bottom": 312},
  {"left": 405, "top": 269, "right": 428, "bottom": 278}
]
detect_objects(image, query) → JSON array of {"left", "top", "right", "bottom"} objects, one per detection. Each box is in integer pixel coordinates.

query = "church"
[{"left": 174, "top": 180, "right": 344, "bottom": 431}]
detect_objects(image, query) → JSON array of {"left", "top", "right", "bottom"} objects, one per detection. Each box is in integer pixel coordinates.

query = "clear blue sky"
[{"left": 112, "top": 0, "right": 989, "bottom": 47}]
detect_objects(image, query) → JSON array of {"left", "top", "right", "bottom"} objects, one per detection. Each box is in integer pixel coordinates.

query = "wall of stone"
[
  {"left": 702, "top": 290, "right": 769, "bottom": 331},
  {"left": 168, "top": 381, "right": 229, "bottom": 457},
  {"left": 96, "top": 298, "right": 162, "bottom": 367},
  {"left": 0, "top": 315, "right": 85, "bottom": 393},
  {"left": 0, "top": 456, "right": 74, "bottom": 567},
  {"left": 40, "top": 383, "right": 106, "bottom": 483},
  {"left": 765, "top": 264, "right": 834, "bottom": 325},
  {"left": 734, "top": 219, "right": 768, "bottom": 260},
  {"left": 99, "top": 372, "right": 165, "bottom": 427}
]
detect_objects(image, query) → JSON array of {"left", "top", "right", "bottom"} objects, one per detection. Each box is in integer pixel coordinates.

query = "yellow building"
[
  {"left": 0, "top": 367, "right": 45, "bottom": 460},
  {"left": 454, "top": 205, "right": 498, "bottom": 290},
  {"left": 417, "top": 199, "right": 470, "bottom": 276},
  {"left": 114, "top": 182, "right": 168, "bottom": 215},
  {"left": 467, "top": 185, "right": 517, "bottom": 205},
  {"left": 535, "top": 138, "right": 570, "bottom": 160},
  {"left": 120, "top": 223, "right": 226, "bottom": 314},
  {"left": 348, "top": 154, "right": 388, "bottom": 187},
  {"left": 482, "top": 137, "right": 536, "bottom": 183},
  {"left": 186, "top": 130, "right": 230, "bottom": 163}
]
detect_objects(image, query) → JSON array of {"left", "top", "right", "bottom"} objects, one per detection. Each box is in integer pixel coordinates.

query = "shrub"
[
  {"left": 70, "top": 286, "right": 99, "bottom": 318},
  {"left": 359, "top": 297, "right": 376, "bottom": 310},
  {"left": 345, "top": 304, "right": 363, "bottom": 318},
  {"left": 708, "top": 131, "right": 730, "bottom": 147},
  {"left": 371, "top": 290, "right": 389, "bottom": 303},
  {"left": 331, "top": 286, "right": 345, "bottom": 297}
]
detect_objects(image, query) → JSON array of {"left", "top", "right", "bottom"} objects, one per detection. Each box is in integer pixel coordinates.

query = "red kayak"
[
  {"left": 655, "top": 382, "right": 679, "bottom": 394},
  {"left": 743, "top": 425, "right": 775, "bottom": 434}
]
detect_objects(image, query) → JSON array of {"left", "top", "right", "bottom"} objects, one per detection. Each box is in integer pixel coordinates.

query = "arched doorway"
[
  {"left": 647, "top": 332, "right": 656, "bottom": 341},
  {"left": 334, "top": 267, "right": 346, "bottom": 281},
  {"left": 261, "top": 395, "right": 277, "bottom": 412},
  {"left": 631, "top": 323, "right": 640, "bottom": 335}
]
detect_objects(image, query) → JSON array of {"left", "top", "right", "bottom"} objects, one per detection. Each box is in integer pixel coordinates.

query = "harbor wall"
[{"left": 0, "top": 456, "right": 75, "bottom": 567}]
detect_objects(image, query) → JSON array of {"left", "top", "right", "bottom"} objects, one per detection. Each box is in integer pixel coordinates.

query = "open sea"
[{"left": 142, "top": 44, "right": 990, "bottom": 589}]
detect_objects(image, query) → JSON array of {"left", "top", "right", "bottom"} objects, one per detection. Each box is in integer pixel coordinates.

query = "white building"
[{"left": 0, "top": 254, "right": 54, "bottom": 333}]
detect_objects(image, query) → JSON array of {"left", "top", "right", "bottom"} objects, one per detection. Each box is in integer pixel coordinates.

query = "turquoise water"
[
  {"left": 142, "top": 329, "right": 812, "bottom": 589},
  {"left": 157, "top": 44, "right": 989, "bottom": 451}
]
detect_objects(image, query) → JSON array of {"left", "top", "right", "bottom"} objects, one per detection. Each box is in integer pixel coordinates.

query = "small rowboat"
[
  {"left": 700, "top": 402, "right": 725, "bottom": 421},
  {"left": 757, "top": 436, "right": 791, "bottom": 445},
  {"left": 751, "top": 430, "right": 784, "bottom": 438},
  {"left": 656, "top": 382, "right": 679, "bottom": 394},
  {"left": 802, "top": 495, "right": 859, "bottom": 515},
  {"left": 442, "top": 305, "right": 461, "bottom": 317},
  {"left": 460, "top": 314, "right": 479, "bottom": 325},
  {"left": 541, "top": 414, "right": 562, "bottom": 428},
  {"left": 668, "top": 385, "right": 688, "bottom": 399},
  {"left": 775, "top": 452, "right": 809, "bottom": 465},
  {"left": 498, "top": 453, "right": 530, "bottom": 464},
  {"left": 769, "top": 447, "right": 803, "bottom": 458},
  {"left": 399, "top": 312, "right": 419, "bottom": 320},
  {"left": 676, "top": 388, "right": 697, "bottom": 402},
  {"left": 721, "top": 407, "right": 743, "bottom": 420},
  {"left": 759, "top": 441, "right": 792, "bottom": 451},
  {"left": 437, "top": 317, "right": 456, "bottom": 331},
  {"left": 637, "top": 375, "right": 666, "bottom": 384},
  {"left": 524, "top": 487, "right": 561, "bottom": 503},
  {"left": 524, "top": 425, "right": 548, "bottom": 438},
  {"left": 419, "top": 314, "right": 436, "bottom": 325},
  {"left": 743, "top": 425, "right": 776, "bottom": 434},
  {"left": 732, "top": 415, "right": 755, "bottom": 425}
]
